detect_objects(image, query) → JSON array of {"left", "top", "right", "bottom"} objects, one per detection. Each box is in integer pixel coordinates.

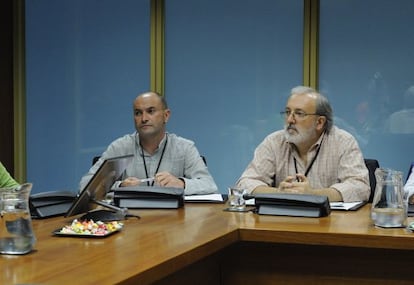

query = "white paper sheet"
[
  {"left": 184, "top": 193, "right": 224, "bottom": 202},
  {"left": 330, "top": 201, "right": 365, "bottom": 211}
]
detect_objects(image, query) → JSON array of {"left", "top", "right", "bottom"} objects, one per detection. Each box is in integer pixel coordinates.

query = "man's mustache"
[{"left": 286, "top": 124, "right": 297, "bottom": 132}]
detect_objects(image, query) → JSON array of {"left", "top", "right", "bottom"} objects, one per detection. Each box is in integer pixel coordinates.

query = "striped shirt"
[{"left": 237, "top": 126, "right": 370, "bottom": 202}]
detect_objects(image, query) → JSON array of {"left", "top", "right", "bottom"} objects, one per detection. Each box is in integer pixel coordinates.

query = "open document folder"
[
  {"left": 329, "top": 201, "right": 366, "bottom": 211},
  {"left": 184, "top": 193, "right": 227, "bottom": 203}
]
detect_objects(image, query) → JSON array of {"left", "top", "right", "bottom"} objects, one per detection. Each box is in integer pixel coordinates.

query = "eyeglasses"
[{"left": 280, "top": 110, "right": 319, "bottom": 120}]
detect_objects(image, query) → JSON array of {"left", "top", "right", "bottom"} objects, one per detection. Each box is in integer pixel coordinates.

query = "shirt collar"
[{"left": 136, "top": 132, "right": 168, "bottom": 154}]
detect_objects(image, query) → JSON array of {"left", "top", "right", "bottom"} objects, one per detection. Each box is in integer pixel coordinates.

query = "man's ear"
[
  {"left": 164, "top": 109, "right": 171, "bottom": 123},
  {"left": 316, "top": 116, "right": 327, "bottom": 131}
]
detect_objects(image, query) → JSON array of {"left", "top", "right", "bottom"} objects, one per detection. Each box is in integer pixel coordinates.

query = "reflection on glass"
[
  {"left": 386, "top": 86, "right": 414, "bottom": 134},
  {"left": 319, "top": 0, "right": 414, "bottom": 176}
]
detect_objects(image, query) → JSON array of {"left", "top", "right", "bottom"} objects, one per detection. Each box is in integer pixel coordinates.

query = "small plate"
[
  {"left": 53, "top": 220, "right": 124, "bottom": 238},
  {"left": 53, "top": 228, "right": 121, "bottom": 238}
]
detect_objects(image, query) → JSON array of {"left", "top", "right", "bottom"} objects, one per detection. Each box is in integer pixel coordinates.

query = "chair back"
[{"left": 92, "top": 156, "right": 100, "bottom": 165}]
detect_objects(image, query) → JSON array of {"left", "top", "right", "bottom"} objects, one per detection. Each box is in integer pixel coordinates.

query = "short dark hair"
[
  {"left": 136, "top": 91, "right": 169, "bottom": 109},
  {"left": 152, "top": 92, "right": 168, "bottom": 109}
]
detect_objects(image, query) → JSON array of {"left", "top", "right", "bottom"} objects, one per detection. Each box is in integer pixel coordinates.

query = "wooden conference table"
[{"left": 1, "top": 203, "right": 414, "bottom": 285}]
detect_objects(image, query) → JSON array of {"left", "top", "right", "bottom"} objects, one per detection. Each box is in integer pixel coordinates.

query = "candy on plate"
[{"left": 57, "top": 219, "right": 123, "bottom": 236}]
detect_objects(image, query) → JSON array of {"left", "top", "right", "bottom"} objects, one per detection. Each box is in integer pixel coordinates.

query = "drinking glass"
[
  {"left": 226, "top": 187, "right": 247, "bottom": 212},
  {"left": 0, "top": 183, "right": 36, "bottom": 255}
]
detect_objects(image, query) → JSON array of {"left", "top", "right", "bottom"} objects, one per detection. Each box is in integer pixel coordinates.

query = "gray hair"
[{"left": 290, "top": 86, "right": 333, "bottom": 133}]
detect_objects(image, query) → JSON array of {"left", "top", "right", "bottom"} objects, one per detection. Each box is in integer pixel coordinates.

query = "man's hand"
[
  {"left": 120, "top": 177, "right": 140, "bottom": 187},
  {"left": 254, "top": 174, "right": 343, "bottom": 202},
  {"left": 155, "top": 171, "right": 185, "bottom": 188},
  {"left": 278, "top": 174, "right": 312, "bottom": 194}
]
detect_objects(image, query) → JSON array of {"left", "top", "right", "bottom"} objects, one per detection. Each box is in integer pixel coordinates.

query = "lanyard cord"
[
  {"left": 140, "top": 134, "right": 168, "bottom": 186},
  {"left": 293, "top": 136, "right": 324, "bottom": 178}
]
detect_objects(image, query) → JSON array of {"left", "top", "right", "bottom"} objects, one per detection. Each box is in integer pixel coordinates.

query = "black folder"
[
  {"left": 112, "top": 186, "right": 184, "bottom": 209},
  {"left": 29, "top": 191, "right": 76, "bottom": 218},
  {"left": 408, "top": 204, "right": 414, "bottom": 217},
  {"left": 253, "top": 193, "right": 331, "bottom": 217}
]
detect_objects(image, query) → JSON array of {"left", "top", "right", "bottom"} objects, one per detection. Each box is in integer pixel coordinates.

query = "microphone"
[{"left": 243, "top": 193, "right": 255, "bottom": 200}]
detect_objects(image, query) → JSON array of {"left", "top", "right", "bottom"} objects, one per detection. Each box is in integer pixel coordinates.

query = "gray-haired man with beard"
[{"left": 236, "top": 86, "right": 370, "bottom": 202}]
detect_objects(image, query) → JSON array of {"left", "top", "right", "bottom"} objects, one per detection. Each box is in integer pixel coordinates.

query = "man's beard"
[{"left": 284, "top": 123, "right": 317, "bottom": 145}]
